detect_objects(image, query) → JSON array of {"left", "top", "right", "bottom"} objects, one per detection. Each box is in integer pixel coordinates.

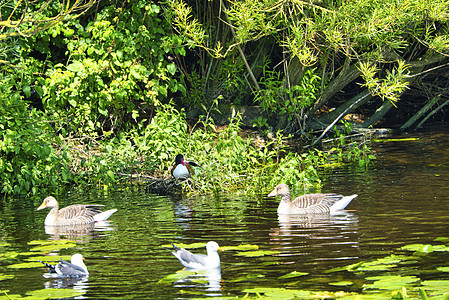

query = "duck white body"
[
  {"left": 171, "top": 241, "right": 222, "bottom": 269},
  {"left": 269, "top": 184, "right": 357, "bottom": 214}
]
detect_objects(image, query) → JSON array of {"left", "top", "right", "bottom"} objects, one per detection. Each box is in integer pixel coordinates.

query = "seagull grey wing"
[
  {"left": 57, "top": 261, "right": 88, "bottom": 277},
  {"left": 178, "top": 249, "right": 207, "bottom": 266}
]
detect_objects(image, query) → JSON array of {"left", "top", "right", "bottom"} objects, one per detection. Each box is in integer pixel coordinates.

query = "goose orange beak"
[{"left": 37, "top": 202, "right": 46, "bottom": 210}]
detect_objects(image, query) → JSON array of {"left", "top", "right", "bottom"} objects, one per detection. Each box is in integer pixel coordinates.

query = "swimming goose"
[
  {"left": 39, "top": 253, "right": 88, "bottom": 277},
  {"left": 37, "top": 196, "right": 118, "bottom": 226},
  {"left": 171, "top": 154, "right": 198, "bottom": 179},
  {"left": 268, "top": 183, "right": 357, "bottom": 214},
  {"left": 171, "top": 241, "right": 222, "bottom": 269}
]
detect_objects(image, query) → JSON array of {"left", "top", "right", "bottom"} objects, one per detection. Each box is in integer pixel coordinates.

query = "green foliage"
[
  {"left": 42, "top": 0, "right": 185, "bottom": 136},
  {"left": 0, "top": 77, "right": 70, "bottom": 195},
  {"left": 254, "top": 62, "right": 321, "bottom": 122}
]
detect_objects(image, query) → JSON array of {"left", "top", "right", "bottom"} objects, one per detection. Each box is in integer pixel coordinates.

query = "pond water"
[{"left": 1, "top": 129, "right": 449, "bottom": 299}]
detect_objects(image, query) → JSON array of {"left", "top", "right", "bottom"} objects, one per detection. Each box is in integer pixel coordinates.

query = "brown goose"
[
  {"left": 37, "top": 196, "right": 118, "bottom": 226},
  {"left": 268, "top": 183, "right": 357, "bottom": 214}
]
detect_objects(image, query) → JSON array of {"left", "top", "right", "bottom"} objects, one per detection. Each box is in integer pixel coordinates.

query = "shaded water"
[{"left": 1, "top": 130, "right": 449, "bottom": 299}]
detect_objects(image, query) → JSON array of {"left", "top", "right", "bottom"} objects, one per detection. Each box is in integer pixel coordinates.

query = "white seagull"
[
  {"left": 171, "top": 241, "right": 222, "bottom": 269},
  {"left": 39, "top": 253, "right": 89, "bottom": 277}
]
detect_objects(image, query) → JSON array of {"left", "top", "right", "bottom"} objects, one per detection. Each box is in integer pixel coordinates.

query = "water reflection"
[
  {"left": 274, "top": 211, "right": 358, "bottom": 235},
  {"left": 44, "top": 221, "right": 115, "bottom": 241},
  {"left": 172, "top": 268, "right": 222, "bottom": 296}
]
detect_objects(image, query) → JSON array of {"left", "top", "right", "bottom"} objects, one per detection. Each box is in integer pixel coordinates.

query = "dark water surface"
[{"left": 1, "top": 130, "right": 449, "bottom": 299}]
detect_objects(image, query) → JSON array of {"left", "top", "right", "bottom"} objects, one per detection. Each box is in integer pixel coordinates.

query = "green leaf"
[
  {"left": 235, "top": 250, "right": 280, "bottom": 257},
  {"left": 329, "top": 281, "right": 353, "bottom": 286},
  {"left": 167, "top": 64, "right": 177, "bottom": 75},
  {"left": 0, "top": 274, "right": 14, "bottom": 281},
  {"left": 23, "top": 86, "right": 31, "bottom": 98},
  {"left": 25, "top": 288, "right": 85, "bottom": 298},
  {"left": 66, "top": 61, "right": 83, "bottom": 72},
  {"left": 7, "top": 262, "right": 43, "bottom": 269},
  {"left": 278, "top": 271, "right": 309, "bottom": 279},
  {"left": 364, "top": 275, "right": 420, "bottom": 290}
]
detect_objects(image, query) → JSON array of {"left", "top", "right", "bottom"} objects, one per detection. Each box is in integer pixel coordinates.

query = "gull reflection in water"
[
  {"left": 173, "top": 268, "right": 222, "bottom": 296},
  {"left": 43, "top": 274, "right": 89, "bottom": 292},
  {"left": 44, "top": 221, "right": 115, "bottom": 241}
]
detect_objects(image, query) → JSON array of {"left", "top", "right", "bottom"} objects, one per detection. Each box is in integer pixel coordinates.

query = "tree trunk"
[{"left": 306, "top": 58, "right": 362, "bottom": 119}]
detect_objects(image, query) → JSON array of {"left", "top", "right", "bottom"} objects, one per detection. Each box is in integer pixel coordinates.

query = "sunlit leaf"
[
  {"left": 436, "top": 267, "right": 449, "bottom": 272},
  {"left": 157, "top": 269, "right": 201, "bottom": 285},
  {"left": 25, "top": 256, "right": 71, "bottom": 262},
  {"left": 235, "top": 250, "right": 280, "bottom": 257},
  {"left": 7, "top": 262, "right": 44, "bottom": 269},
  {"left": 0, "top": 274, "right": 14, "bottom": 281},
  {"left": 0, "top": 251, "right": 19, "bottom": 260},
  {"left": 25, "top": 288, "right": 85, "bottom": 298},
  {"left": 28, "top": 240, "right": 75, "bottom": 246},
  {"left": 243, "top": 287, "right": 354, "bottom": 299},
  {"left": 434, "top": 237, "right": 449, "bottom": 243},
  {"left": 278, "top": 271, "right": 309, "bottom": 279},
  {"left": 30, "top": 242, "right": 76, "bottom": 252},
  {"left": 329, "top": 281, "right": 353, "bottom": 286},
  {"left": 363, "top": 275, "right": 420, "bottom": 290},
  {"left": 221, "top": 244, "right": 259, "bottom": 251},
  {"left": 66, "top": 61, "right": 83, "bottom": 72}
]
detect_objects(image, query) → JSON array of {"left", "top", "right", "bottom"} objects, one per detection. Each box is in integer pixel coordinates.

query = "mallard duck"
[
  {"left": 39, "top": 253, "right": 88, "bottom": 277},
  {"left": 268, "top": 183, "right": 357, "bottom": 214},
  {"left": 37, "top": 196, "right": 117, "bottom": 226},
  {"left": 171, "top": 154, "right": 198, "bottom": 179},
  {"left": 171, "top": 241, "right": 222, "bottom": 269}
]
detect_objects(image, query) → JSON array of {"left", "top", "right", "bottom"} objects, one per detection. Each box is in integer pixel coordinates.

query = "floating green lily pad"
[
  {"left": 28, "top": 240, "right": 75, "bottom": 246},
  {"left": 243, "top": 287, "right": 354, "bottom": 299},
  {"left": 158, "top": 269, "right": 201, "bottom": 285},
  {"left": 434, "top": 237, "right": 449, "bottom": 243},
  {"left": 30, "top": 242, "right": 77, "bottom": 252},
  {"left": 329, "top": 281, "right": 353, "bottom": 286},
  {"left": 363, "top": 275, "right": 420, "bottom": 290},
  {"left": 0, "top": 251, "right": 19, "bottom": 261},
  {"left": 25, "top": 255, "right": 71, "bottom": 262},
  {"left": 235, "top": 250, "right": 280, "bottom": 257},
  {"left": 327, "top": 255, "right": 403, "bottom": 273},
  {"left": 221, "top": 244, "right": 259, "bottom": 251},
  {"left": 24, "top": 287, "right": 85, "bottom": 299},
  {"left": 278, "top": 271, "right": 309, "bottom": 279},
  {"left": 7, "top": 262, "right": 44, "bottom": 269},
  {"left": 420, "top": 279, "right": 449, "bottom": 291},
  {"left": 401, "top": 243, "right": 449, "bottom": 253},
  {"left": 229, "top": 274, "right": 265, "bottom": 282},
  {"left": 436, "top": 267, "right": 449, "bottom": 272},
  {"left": 0, "top": 274, "right": 14, "bottom": 281}
]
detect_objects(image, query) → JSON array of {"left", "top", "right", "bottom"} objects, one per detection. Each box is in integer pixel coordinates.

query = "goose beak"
[
  {"left": 37, "top": 202, "right": 46, "bottom": 211},
  {"left": 267, "top": 189, "right": 277, "bottom": 197},
  {"left": 218, "top": 247, "right": 224, "bottom": 252}
]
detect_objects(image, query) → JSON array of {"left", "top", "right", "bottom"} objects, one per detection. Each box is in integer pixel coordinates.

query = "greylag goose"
[
  {"left": 268, "top": 183, "right": 357, "bottom": 214},
  {"left": 171, "top": 154, "right": 199, "bottom": 179},
  {"left": 37, "top": 196, "right": 117, "bottom": 226},
  {"left": 39, "top": 253, "right": 88, "bottom": 277},
  {"left": 172, "top": 241, "right": 222, "bottom": 269}
]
